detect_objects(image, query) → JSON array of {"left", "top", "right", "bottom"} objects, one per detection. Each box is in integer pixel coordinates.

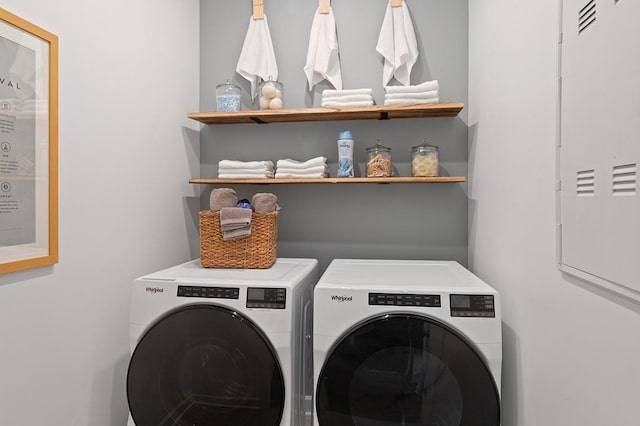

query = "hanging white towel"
[
  {"left": 236, "top": 15, "right": 279, "bottom": 99},
  {"left": 385, "top": 80, "right": 439, "bottom": 94},
  {"left": 375, "top": 2, "right": 419, "bottom": 86},
  {"left": 304, "top": 7, "right": 343, "bottom": 90}
]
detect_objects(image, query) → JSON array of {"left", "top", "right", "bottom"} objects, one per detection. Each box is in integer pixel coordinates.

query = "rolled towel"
[
  {"left": 322, "top": 88, "right": 373, "bottom": 97},
  {"left": 218, "top": 173, "right": 274, "bottom": 179},
  {"left": 252, "top": 193, "right": 278, "bottom": 213},
  {"left": 385, "top": 90, "right": 438, "bottom": 100},
  {"left": 277, "top": 156, "right": 327, "bottom": 169},
  {"left": 209, "top": 188, "right": 238, "bottom": 211},
  {"left": 218, "top": 160, "right": 275, "bottom": 169},
  {"left": 384, "top": 97, "right": 439, "bottom": 105},
  {"left": 321, "top": 100, "right": 375, "bottom": 108},
  {"left": 274, "top": 172, "right": 328, "bottom": 178},
  {"left": 218, "top": 168, "right": 274, "bottom": 175},
  {"left": 220, "top": 207, "right": 252, "bottom": 240},
  {"left": 385, "top": 80, "right": 439, "bottom": 94}
]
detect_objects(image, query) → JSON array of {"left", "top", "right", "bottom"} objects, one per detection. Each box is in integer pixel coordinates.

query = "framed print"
[{"left": 0, "top": 8, "right": 58, "bottom": 274}]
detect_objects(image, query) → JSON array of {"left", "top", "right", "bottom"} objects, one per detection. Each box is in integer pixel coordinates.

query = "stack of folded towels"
[
  {"left": 321, "top": 88, "right": 375, "bottom": 108},
  {"left": 209, "top": 188, "right": 279, "bottom": 240},
  {"left": 275, "top": 156, "right": 329, "bottom": 178},
  {"left": 218, "top": 160, "right": 274, "bottom": 179},
  {"left": 384, "top": 79, "right": 439, "bottom": 105}
]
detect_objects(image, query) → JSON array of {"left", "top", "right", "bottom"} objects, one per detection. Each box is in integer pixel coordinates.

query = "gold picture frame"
[{"left": 0, "top": 8, "right": 58, "bottom": 274}]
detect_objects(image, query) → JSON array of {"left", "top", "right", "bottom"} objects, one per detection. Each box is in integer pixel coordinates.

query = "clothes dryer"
[
  {"left": 126, "top": 258, "right": 318, "bottom": 426},
  {"left": 313, "top": 259, "right": 501, "bottom": 426}
]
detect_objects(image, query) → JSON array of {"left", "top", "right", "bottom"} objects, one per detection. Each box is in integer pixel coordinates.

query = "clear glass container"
[
  {"left": 366, "top": 141, "right": 392, "bottom": 177},
  {"left": 411, "top": 141, "right": 439, "bottom": 177},
  {"left": 258, "top": 79, "right": 284, "bottom": 110},
  {"left": 216, "top": 80, "right": 241, "bottom": 112}
]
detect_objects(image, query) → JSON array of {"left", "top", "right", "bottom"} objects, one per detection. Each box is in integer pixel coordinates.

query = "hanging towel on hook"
[
  {"left": 375, "top": 1, "right": 418, "bottom": 86},
  {"left": 304, "top": 6, "right": 343, "bottom": 91},
  {"left": 236, "top": 15, "right": 279, "bottom": 99}
]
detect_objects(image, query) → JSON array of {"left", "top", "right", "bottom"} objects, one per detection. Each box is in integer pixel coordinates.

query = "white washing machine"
[
  {"left": 313, "top": 259, "right": 502, "bottom": 426},
  {"left": 126, "top": 258, "right": 318, "bottom": 426}
]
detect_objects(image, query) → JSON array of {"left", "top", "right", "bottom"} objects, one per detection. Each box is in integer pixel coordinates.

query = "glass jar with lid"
[
  {"left": 216, "top": 80, "right": 241, "bottom": 112},
  {"left": 258, "top": 79, "right": 284, "bottom": 110},
  {"left": 411, "top": 140, "right": 439, "bottom": 177},
  {"left": 365, "top": 141, "right": 392, "bottom": 177}
]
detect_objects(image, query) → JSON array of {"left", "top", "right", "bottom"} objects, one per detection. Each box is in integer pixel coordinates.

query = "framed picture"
[{"left": 0, "top": 8, "right": 58, "bottom": 274}]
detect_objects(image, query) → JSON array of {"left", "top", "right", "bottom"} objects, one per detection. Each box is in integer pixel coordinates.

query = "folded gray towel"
[
  {"left": 251, "top": 192, "right": 278, "bottom": 213},
  {"left": 220, "top": 207, "right": 252, "bottom": 240},
  {"left": 210, "top": 188, "right": 238, "bottom": 211}
]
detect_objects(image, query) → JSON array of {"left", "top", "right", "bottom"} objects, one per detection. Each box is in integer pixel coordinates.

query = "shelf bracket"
[
  {"left": 250, "top": 116, "right": 267, "bottom": 124},
  {"left": 379, "top": 112, "right": 390, "bottom": 120}
]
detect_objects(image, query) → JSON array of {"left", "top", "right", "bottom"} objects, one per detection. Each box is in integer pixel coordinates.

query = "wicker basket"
[{"left": 199, "top": 210, "right": 278, "bottom": 269}]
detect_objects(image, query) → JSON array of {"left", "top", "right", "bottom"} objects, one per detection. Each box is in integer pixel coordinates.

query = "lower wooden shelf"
[{"left": 189, "top": 176, "right": 466, "bottom": 185}]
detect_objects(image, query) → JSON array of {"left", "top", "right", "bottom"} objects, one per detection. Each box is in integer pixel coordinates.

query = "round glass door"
[
  {"left": 127, "top": 305, "right": 284, "bottom": 426},
  {"left": 316, "top": 314, "right": 500, "bottom": 426}
]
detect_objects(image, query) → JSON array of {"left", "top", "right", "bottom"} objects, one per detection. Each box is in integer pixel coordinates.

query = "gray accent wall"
[{"left": 199, "top": 0, "right": 468, "bottom": 270}]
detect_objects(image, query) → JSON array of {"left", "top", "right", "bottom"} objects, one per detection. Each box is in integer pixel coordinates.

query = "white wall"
[
  {"left": 0, "top": 1, "right": 199, "bottom": 425},
  {"left": 469, "top": 1, "right": 640, "bottom": 425}
]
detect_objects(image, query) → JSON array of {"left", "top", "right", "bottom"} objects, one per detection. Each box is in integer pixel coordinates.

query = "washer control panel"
[
  {"left": 450, "top": 294, "right": 495, "bottom": 317},
  {"left": 369, "top": 293, "right": 441, "bottom": 307},
  {"left": 246, "top": 287, "right": 286, "bottom": 309},
  {"left": 177, "top": 285, "right": 239, "bottom": 299}
]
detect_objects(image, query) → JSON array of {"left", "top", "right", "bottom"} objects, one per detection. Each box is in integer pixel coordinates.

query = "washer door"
[
  {"left": 316, "top": 314, "right": 500, "bottom": 426},
  {"left": 127, "top": 305, "right": 284, "bottom": 426}
]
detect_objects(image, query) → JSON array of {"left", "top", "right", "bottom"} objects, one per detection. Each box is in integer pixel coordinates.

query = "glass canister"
[
  {"left": 258, "top": 79, "right": 284, "bottom": 110},
  {"left": 411, "top": 141, "right": 439, "bottom": 177},
  {"left": 216, "top": 80, "right": 241, "bottom": 112},
  {"left": 366, "top": 141, "right": 392, "bottom": 177}
]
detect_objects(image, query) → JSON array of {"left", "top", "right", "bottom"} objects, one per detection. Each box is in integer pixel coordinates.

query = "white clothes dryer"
[
  {"left": 313, "top": 259, "right": 502, "bottom": 426},
  {"left": 126, "top": 258, "right": 318, "bottom": 426}
]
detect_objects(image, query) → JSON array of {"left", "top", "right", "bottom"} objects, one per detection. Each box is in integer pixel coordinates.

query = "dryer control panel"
[
  {"left": 369, "top": 293, "right": 441, "bottom": 307},
  {"left": 246, "top": 287, "right": 286, "bottom": 309},
  {"left": 450, "top": 294, "right": 495, "bottom": 317},
  {"left": 177, "top": 285, "right": 239, "bottom": 299}
]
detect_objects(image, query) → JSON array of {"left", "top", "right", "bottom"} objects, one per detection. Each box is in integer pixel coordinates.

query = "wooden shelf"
[
  {"left": 187, "top": 102, "right": 464, "bottom": 125},
  {"left": 189, "top": 176, "right": 466, "bottom": 185}
]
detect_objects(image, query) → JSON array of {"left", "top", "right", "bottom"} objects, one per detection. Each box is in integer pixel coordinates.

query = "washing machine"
[
  {"left": 313, "top": 259, "right": 502, "bottom": 426},
  {"left": 126, "top": 258, "right": 318, "bottom": 426}
]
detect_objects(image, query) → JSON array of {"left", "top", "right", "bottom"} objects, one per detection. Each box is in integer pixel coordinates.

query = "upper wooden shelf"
[
  {"left": 187, "top": 102, "right": 464, "bottom": 125},
  {"left": 189, "top": 176, "right": 466, "bottom": 185}
]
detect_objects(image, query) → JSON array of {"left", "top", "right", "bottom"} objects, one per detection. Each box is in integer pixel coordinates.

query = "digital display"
[
  {"left": 247, "top": 288, "right": 265, "bottom": 301},
  {"left": 451, "top": 295, "right": 470, "bottom": 309}
]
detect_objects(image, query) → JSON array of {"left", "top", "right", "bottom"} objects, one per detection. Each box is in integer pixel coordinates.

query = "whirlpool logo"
[
  {"left": 145, "top": 287, "right": 164, "bottom": 294},
  {"left": 330, "top": 295, "right": 353, "bottom": 303}
]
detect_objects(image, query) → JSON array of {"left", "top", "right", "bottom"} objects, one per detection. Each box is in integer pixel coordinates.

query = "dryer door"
[
  {"left": 316, "top": 314, "right": 500, "bottom": 426},
  {"left": 127, "top": 305, "right": 284, "bottom": 426}
]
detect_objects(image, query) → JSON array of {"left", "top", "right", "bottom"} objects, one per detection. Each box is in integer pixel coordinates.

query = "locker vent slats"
[
  {"left": 577, "top": 169, "right": 595, "bottom": 196},
  {"left": 579, "top": 0, "right": 596, "bottom": 34},
  {"left": 612, "top": 163, "right": 636, "bottom": 196}
]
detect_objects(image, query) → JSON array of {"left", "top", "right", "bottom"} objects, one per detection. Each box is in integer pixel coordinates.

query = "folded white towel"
[
  {"left": 236, "top": 15, "right": 279, "bottom": 99},
  {"left": 321, "top": 94, "right": 373, "bottom": 103},
  {"left": 376, "top": 2, "right": 419, "bottom": 86},
  {"left": 277, "top": 156, "right": 327, "bottom": 169},
  {"left": 304, "top": 7, "right": 342, "bottom": 91},
  {"left": 218, "top": 160, "right": 274, "bottom": 169},
  {"left": 275, "top": 172, "right": 328, "bottom": 178},
  {"left": 322, "top": 88, "right": 373, "bottom": 97},
  {"left": 218, "top": 168, "right": 274, "bottom": 175},
  {"left": 218, "top": 173, "right": 274, "bottom": 179},
  {"left": 276, "top": 165, "right": 329, "bottom": 175},
  {"left": 384, "top": 97, "right": 439, "bottom": 105},
  {"left": 321, "top": 100, "right": 375, "bottom": 108},
  {"left": 385, "top": 80, "right": 439, "bottom": 94},
  {"left": 385, "top": 90, "right": 438, "bottom": 100}
]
